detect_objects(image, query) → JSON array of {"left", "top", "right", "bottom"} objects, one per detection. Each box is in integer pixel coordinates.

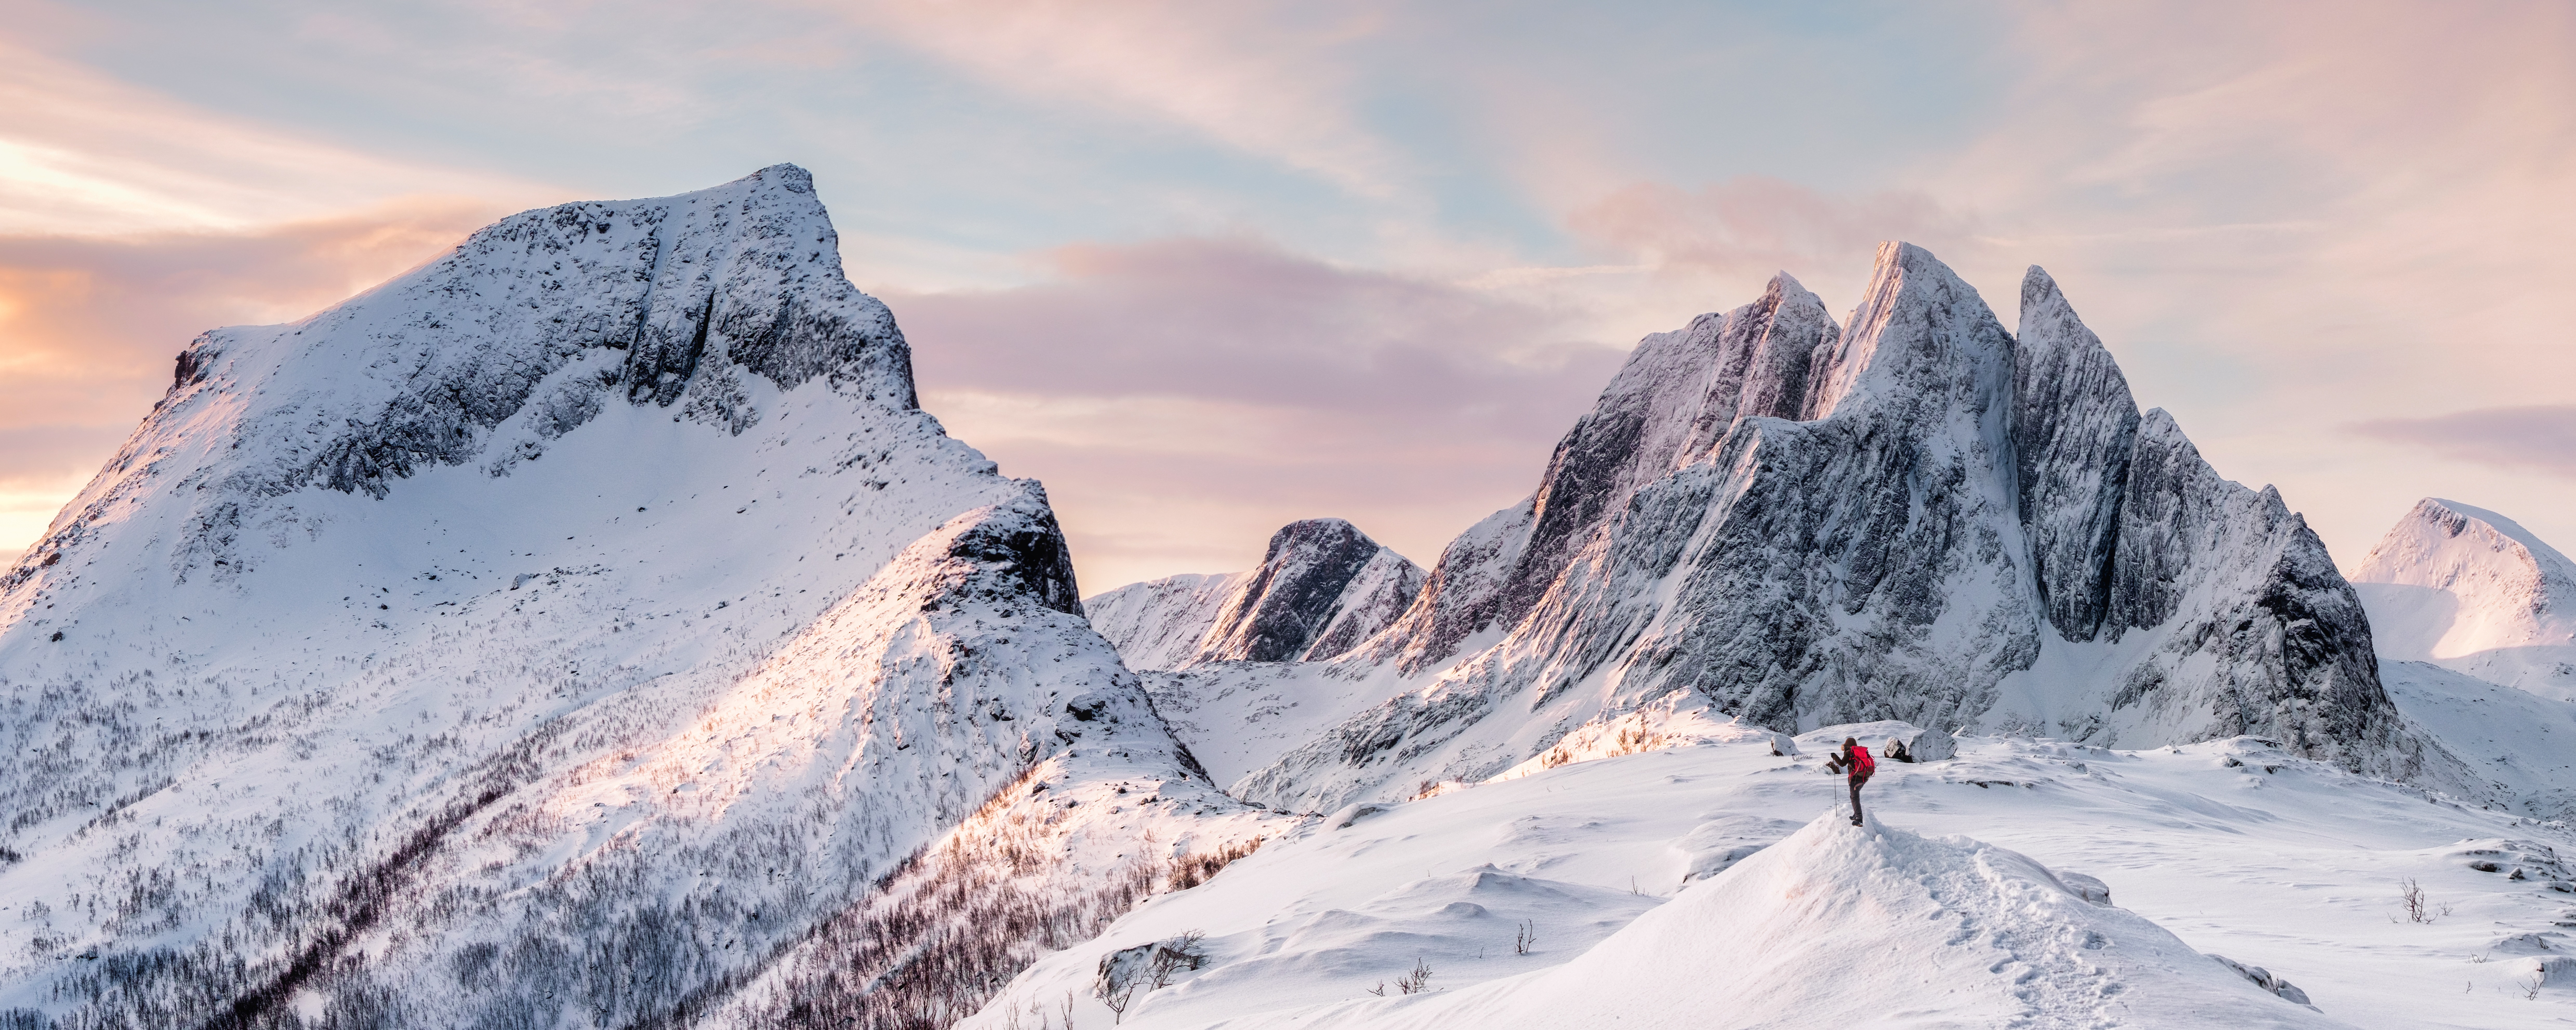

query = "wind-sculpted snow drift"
[
  {"left": 1145, "top": 244, "right": 2445, "bottom": 812},
  {"left": 0, "top": 167, "right": 1259, "bottom": 1027},
  {"left": 1191, "top": 817, "right": 2352, "bottom": 1030}
]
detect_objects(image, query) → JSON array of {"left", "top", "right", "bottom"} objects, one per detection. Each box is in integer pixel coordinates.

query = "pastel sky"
[{"left": 3, "top": 1, "right": 2571, "bottom": 592}]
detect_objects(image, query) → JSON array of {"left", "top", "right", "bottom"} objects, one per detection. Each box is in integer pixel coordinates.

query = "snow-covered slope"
[
  {"left": 1085, "top": 572, "right": 1244, "bottom": 671},
  {"left": 1246, "top": 818, "right": 2350, "bottom": 1030},
  {"left": 1157, "top": 245, "right": 2431, "bottom": 812},
  {"left": 0, "top": 166, "right": 1247, "bottom": 1027},
  {"left": 2353, "top": 498, "right": 2576, "bottom": 700},
  {"left": 965, "top": 727, "right": 2576, "bottom": 1030},
  {"left": 2380, "top": 660, "right": 2576, "bottom": 820},
  {"left": 1083, "top": 519, "right": 1422, "bottom": 672}
]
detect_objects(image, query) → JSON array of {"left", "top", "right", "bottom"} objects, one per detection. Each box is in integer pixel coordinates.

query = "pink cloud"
[
  {"left": 2353, "top": 407, "right": 2576, "bottom": 480},
  {"left": 887, "top": 235, "right": 1629, "bottom": 589},
  {"left": 0, "top": 199, "right": 501, "bottom": 486}
]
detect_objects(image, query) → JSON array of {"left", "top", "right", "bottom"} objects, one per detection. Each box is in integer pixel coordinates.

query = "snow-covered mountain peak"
[
  {"left": 1136, "top": 242, "right": 2435, "bottom": 813},
  {"left": 0, "top": 168, "right": 1264, "bottom": 1027},
  {"left": 2354, "top": 498, "right": 2576, "bottom": 670},
  {"left": 1804, "top": 239, "right": 2013, "bottom": 423},
  {"left": 1083, "top": 518, "right": 1423, "bottom": 671}
]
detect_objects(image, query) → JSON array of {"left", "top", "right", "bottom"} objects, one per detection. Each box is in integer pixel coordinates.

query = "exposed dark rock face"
[
  {"left": 945, "top": 488, "right": 1086, "bottom": 616},
  {"left": 1364, "top": 274, "right": 1839, "bottom": 676},
  {"left": 2014, "top": 267, "right": 2141, "bottom": 642},
  {"left": 1201, "top": 520, "right": 1388, "bottom": 662},
  {"left": 1419, "top": 243, "right": 2035, "bottom": 733},
  {"left": 1087, "top": 520, "right": 1424, "bottom": 671},
  {"left": 2097, "top": 411, "right": 2420, "bottom": 771},
  {"left": 1299, "top": 546, "right": 1424, "bottom": 662}
]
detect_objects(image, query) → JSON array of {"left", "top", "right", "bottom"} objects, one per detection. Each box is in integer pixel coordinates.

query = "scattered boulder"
[
  {"left": 1329, "top": 802, "right": 1393, "bottom": 830},
  {"left": 2058, "top": 871, "right": 2114, "bottom": 906},
  {"left": 2208, "top": 954, "right": 2319, "bottom": 1010},
  {"left": 2489, "top": 932, "right": 2559, "bottom": 955},
  {"left": 2450, "top": 839, "right": 2570, "bottom": 881},
  {"left": 2522, "top": 955, "right": 2576, "bottom": 984},
  {"left": 1095, "top": 931, "right": 1210, "bottom": 1001}
]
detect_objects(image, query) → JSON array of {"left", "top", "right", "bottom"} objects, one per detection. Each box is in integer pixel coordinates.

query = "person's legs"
[{"left": 1848, "top": 777, "right": 1865, "bottom": 825}]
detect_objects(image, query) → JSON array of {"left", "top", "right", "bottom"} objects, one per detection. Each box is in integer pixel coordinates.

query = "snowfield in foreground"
[{"left": 969, "top": 728, "right": 2576, "bottom": 1030}]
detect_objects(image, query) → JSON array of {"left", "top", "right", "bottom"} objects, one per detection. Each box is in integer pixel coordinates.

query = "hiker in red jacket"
[{"left": 1824, "top": 737, "right": 1874, "bottom": 826}]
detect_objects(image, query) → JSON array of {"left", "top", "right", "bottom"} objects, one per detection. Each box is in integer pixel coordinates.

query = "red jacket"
[{"left": 1844, "top": 745, "right": 1875, "bottom": 778}]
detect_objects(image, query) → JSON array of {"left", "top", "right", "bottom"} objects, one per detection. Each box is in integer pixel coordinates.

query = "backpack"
[{"left": 1851, "top": 745, "right": 1875, "bottom": 777}]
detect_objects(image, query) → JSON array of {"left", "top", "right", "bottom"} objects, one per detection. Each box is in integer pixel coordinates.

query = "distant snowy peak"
[
  {"left": 1200, "top": 519, "right": 1422, "bottom": 664},
  {"left": 1084, "top": 572, "right": 1243, "bottom": 672},
  {"left": 2354, "top": 498, "right": 2576, "bottom": 657},
  {"left": 1083, "top": 519, "right": 1422, "bottom": 671},
  {"left": 2353, "top": 500, "right": 2576, "bottom": 705}
]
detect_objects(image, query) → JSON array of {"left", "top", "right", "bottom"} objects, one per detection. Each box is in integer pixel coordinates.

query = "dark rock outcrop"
[
  {"left": 2014, "top": 267, "right": 2140, "bottom": 641},
  {"left": 1083, "top": 519, "right": 1424, "bottom": 671}
]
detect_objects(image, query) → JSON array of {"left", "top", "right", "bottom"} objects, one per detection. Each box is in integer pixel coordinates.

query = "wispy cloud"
[
  {"left": 2353, "top": 407, "right": 2576, "bottom": 480},
  {"left": 836, "top": 0, "right": 1401, "bottom": 196},
  {"left": 0, "top": 38, "right": 547, "bottom": 235}
]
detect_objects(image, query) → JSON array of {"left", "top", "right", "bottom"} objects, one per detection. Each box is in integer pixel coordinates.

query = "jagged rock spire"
[{"left": 2014, "top": 265, "right": 2141, "bottom": 640}]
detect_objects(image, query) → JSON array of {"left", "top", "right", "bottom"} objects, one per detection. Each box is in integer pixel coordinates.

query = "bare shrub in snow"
[
  {"left": 2398, "top": 878, "right": 2438, "bottom": 924},
  {"left": 1394, "top": 957, "right": 1434, "bottom": 995},
  {"left": 1100, "top": 980, "right": 1137, "bottom": 1024}
]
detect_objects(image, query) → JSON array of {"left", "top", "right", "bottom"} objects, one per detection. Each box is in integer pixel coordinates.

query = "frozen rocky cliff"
[
  {"left": 1137, "top": 244, "right": 2441, "bottom": 811},
  {"left": 0, "top": 167, "right": 1254, "bottom": 1028},
  {"left": 2353, "top": 498, "right": 2576, "bottom": 701},
  {"left": 1084, "top": 519, "right": 1422, "bottom": 671}
]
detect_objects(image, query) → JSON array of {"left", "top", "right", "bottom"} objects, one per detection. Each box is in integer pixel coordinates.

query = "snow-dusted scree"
[{"left": 7, "top": 175, "right": 2575, "bottom": 1030}]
